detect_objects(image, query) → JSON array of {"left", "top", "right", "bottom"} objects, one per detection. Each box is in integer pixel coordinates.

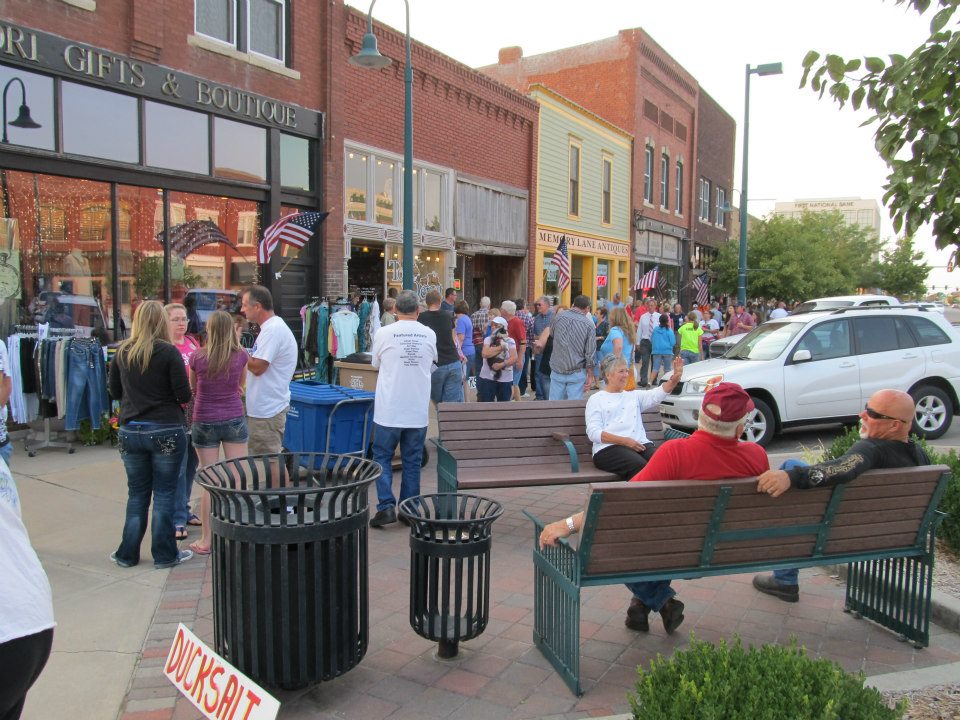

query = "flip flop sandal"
[
  {"left": 187, "top": 514, "right": 203, "bottom": 526},
  {"left": 175, "top": 527, "right": 188, "bottom": 541},
  {"left": 189, "top": 542, "right": 211, "bottom": 556}
]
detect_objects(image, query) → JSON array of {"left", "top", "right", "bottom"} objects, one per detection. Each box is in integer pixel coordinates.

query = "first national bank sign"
[{"left": 0, "top": 22, "right": 321, "bottom": 136}]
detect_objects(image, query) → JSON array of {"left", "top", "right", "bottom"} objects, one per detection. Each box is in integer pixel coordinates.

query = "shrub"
[{"left": 629, "top": 636, "right": 905, "bottom": 720}]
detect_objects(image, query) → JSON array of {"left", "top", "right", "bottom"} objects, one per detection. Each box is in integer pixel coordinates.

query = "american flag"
[
  {"left": 156, "top": 220, "right": 237, "bottom": 260},
  {"left": 636, "top": 265, "right": 660, "bottom": 291},
  {"left": 693, "top": 272, "right": 710, "bottom": 306},
  {"left": 258, "top": 211, "right": 329, "bottom": 264},
  {"left": 553, "top": 236, "right": 571, "bottom": 293}
]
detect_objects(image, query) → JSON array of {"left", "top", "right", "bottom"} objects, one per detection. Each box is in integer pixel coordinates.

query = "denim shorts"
[{"left": 191, "top": 417, "right": 249, "bottom": 448}]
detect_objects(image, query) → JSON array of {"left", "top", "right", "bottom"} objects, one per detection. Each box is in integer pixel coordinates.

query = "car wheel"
[
  {"left": 741, "top": 397, "right": 775, "bottom": 446},
  {"left": 911, "top": 385, "right": 953, "bottom": 440}
]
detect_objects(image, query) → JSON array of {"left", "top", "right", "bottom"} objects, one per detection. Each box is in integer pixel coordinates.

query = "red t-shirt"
[
  {"left": 507, "top": 316, "right": 526, "bottom": 349},
  {"left": 632, "top": 306, "right": 648, "bottom": 323},
  {"left": 630, "top": 429, "right": 769, "bottom": 482}
]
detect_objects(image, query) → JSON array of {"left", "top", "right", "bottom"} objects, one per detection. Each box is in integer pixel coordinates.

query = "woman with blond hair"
[
  {"left": 187, "top": 311, "right": 249, "bottom": 555},
  {"left": 599, "top": 306, "right": 638, "bottom": 389},
  {"left": 110, "top": 301, "right": 193, "bottom": 569}
]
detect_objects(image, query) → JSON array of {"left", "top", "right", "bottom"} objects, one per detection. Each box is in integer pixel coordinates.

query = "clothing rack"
[{"left": 25, "top": 326, "right": 86, "bottom": 457}]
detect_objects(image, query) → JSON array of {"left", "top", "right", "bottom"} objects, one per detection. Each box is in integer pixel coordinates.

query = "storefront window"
[
  {"left": 345, "top": 151, "right": 368, "bottom": 221},
  {"left": 596, "top": 259, "right": 609, "bottom": 303},
  {"left": 62, "top": 82, "right": 139, "bottom": 163},
  {"left": 374, "top": 159, "right": 395, "bottom": 225},
  {"left": 543, "top": 251, "right": 559, "bottom": 301},
  {"left": 0, "top": 66, "right": 55, "bottom": 151},
  {"left": 213, "top": 117, "right": 266, "bottom": 183},
  {"left": 145, "top": 102, "right": 210, "bottom": 175},
  {"left": 280, "top": 134, "right": 312, "bottom": 191},
  {"left": 423, "top": 169, "right": 442, "bottom": 232},
  {"left": 383, "top": 247, "right": 445, "bottom": 300}
]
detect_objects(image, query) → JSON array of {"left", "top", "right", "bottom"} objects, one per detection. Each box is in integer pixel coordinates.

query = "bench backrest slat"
[{"left": 580, "top": 466, "right": 949, "bottom": 578}]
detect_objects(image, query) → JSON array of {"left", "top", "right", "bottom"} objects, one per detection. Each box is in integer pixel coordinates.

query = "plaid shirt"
[
  {"left": 470, "top": 307, "right": 489, "bottom": 334},
  {"left": 517, "top": 309, "right": 536, "bottom": 344}
]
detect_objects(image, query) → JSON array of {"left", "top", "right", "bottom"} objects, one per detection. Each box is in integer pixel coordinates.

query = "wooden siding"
[{"left": 454, "top": 178, "right": 528, "bottom": 249}]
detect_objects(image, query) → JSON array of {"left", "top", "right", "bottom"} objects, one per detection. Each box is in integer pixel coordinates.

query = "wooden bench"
[
  {"left": 525, "top": 465, "right": 951, "bottom": 696},
  {"left": 434, "top": 400, "right": 669, "bottom": 493}
]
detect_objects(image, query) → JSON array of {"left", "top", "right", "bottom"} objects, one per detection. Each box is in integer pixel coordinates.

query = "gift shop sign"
[
  {"left": 536, "top": 228, "right": 629, "bottom": 258},
  {"left": 164, "top": 624, "right": 280, "bottom": 720}
]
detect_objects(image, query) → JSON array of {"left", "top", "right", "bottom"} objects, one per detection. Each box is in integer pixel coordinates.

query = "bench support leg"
[
  {"left": 436, "top": 446, "right": 458, "bottom": 494},
  {"left": 844, "top": 536, "right": 936, "bottom": 648},
  {"left": 531, "top": 543, "right": 583, "bottom": 696}
]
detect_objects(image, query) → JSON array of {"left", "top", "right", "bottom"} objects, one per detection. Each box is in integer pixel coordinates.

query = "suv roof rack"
[{"left": 825, "top": 304, "right": 931, "bottom": 315}]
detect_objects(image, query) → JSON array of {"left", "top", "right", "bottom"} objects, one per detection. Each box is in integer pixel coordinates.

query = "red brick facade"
[{"left": 693, "top": 90, "right": 736, "bottom": 259}]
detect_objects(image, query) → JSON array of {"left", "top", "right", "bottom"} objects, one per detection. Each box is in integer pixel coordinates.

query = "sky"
[{"left": 345, "top": 0, "right": 958, "bottom": 293}]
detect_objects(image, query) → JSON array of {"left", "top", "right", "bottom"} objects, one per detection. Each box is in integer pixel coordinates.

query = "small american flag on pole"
[
  {"left": 553, "top": 236, "right": 571, "bottom": 293},
  {"left": 635, "top": 265, "right": 660, "bottom": 291},
  {"left": 156, "top": 220, "right": 237, "bottom": 260},
  {"left": 257, "top": 211, "right": 329, "bottom": 264},
  {"left": 693, "top": 272, "right": 710, "bottom": 306}
]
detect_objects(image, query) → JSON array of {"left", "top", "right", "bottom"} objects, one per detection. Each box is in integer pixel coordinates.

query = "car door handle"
[
  {"left": 901, "top": 353, "right": 918, "bottom": 359},
  {"left": 838, "top": 362, "right": 855, "bottom": 368}
]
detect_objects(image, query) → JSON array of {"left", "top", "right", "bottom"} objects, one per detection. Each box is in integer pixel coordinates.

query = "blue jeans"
[
  {"left": 534, "top": 355, "right": 550, "bottom": 400},
  {"left": 625, "top": 580, "right": 675, "bottom": 612},
  {"left": 372, "top": 423, "right": 427, "bottom": 512},
  {"left": 115, "top": 424, "right": 187, "bottom": 566},
  {"left": 518, "top": 347, "right": 532, "bottom": 395},
  {"left": 477, "top": 377, "right": 512, "bottom": 402},
  {"left": 174, "top": 435, "right": 199, "bottom": 528},
  {"left": 65, "top": 340, "right": 109, "bottom": 431},
  {"left": 431, "top": 360, "right": 464, "bottom": 404},
  {"left": 549, "top": 368, "right": 586, "bottom": 401},
  {"left": 771, "top": 458, "right": 808, "bottom": 586},
  {"left": 0, "top": 441, "right": 11, "bottom": 469}
]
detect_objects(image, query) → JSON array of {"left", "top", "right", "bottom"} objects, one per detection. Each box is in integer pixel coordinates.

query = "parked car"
[
  {"left": 660, "top": 306, "right": 960, "bottom": 446},
  {"left": 708, "top": 294, "right": 903, "bottom": 359},
  {"left": 182, "top": 289, "right": 239, "bottom": 333},
  {"left": 39, "top": 291, "right": 109, "bottom": 341}
]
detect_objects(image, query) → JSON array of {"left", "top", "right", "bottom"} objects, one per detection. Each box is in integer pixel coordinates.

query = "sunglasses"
[{"left": 864, "top": 404, "right": 910, "bottom": 424}]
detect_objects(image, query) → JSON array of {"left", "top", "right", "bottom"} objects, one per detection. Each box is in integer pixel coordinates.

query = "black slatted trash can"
[
  {"left": 399, "top": 493, "right": 503, "bottom": 658},
  {"left": 197, "top": 451, "right": 379, "bottom": 689}
]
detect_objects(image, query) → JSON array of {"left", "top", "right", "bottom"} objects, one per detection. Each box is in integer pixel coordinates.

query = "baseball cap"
[
  {"left": 491, "top": 316, "right": 508, "bottom": 328},
  {"left": 701, "top": 382, "right": 754, "bottom": 422}
]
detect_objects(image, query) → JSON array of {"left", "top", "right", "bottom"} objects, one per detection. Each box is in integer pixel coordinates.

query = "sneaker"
[
  {"left": 155, "top": 549, "right": 194, "bottom": 569},
  {"left": 752, "top": 574, "right": 800, "bottom": 603},
  {"left": 369, "top": 507, "right": 397, "bottom": 528},
  {"left": 659, "top": 598, "right": 685, "bottom": 635},
  {"left": 624, "top": 597, "right": 650, "bottom": 632},
  {"left": 110, "top": 551, "right": 136, "bottom": 568}
]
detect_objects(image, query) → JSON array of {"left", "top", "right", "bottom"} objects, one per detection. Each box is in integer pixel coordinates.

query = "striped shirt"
[
  {"left": 518, "top": 309, "right": 536, "bottom": 344},
  {"left": 549, "top": 310, "right": 596, "bottom": 374}
]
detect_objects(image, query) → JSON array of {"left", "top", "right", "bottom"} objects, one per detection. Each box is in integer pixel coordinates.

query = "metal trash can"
[
  {"left": 197, "top": 451, "right": 380, "bottom": 689},
  {"left": 398, "top": 493, "right": 503, "bottom": 658}
]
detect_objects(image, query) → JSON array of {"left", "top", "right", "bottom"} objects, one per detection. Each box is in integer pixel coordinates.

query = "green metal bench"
[
  {"left": 525, "top": 465, "right": 951, "bottom": 696},
  {"left": 434, "top": 400, "right": 666, "bottom": 493}
]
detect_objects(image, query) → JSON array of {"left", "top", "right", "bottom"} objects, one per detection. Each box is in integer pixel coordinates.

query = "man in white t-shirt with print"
[
  {"left": 369, "top": 289, "right": 438, "bottom": 528},
  {"left": 241, "top": 285, "right": 298, "bottom": 457}
]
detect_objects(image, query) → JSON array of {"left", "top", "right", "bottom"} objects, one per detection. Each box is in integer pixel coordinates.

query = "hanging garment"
[{"left": 331, "top": 309, "right": 360, "bottom": 359}]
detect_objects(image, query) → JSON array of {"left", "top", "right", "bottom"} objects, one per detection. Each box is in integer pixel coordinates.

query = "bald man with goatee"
[{"left": 753, "top": 389, "right": 929, "bottom": 602}]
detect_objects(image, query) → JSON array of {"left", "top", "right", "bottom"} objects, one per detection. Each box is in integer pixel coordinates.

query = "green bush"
[
  {"left": 629, "top": 636, "right": 904, "bottom": 720},
  {"left": 822, "top": 426, "right": 960, "bottom": 553}
]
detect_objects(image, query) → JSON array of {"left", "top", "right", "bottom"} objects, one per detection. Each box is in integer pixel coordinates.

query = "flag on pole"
[
  {"left": 257, "top": 211, "right": 329, "bottom": 265},
  {"left": 693, "top": 272, "right": 710, "bottom": 306},
  {"left": 656, "top": 271, "right": 669, "bottom": 301},
  {"left": 156, "top": 220, "right": 238, "bottom": 260},
  {"left": 554, "top": 236, "right": 571, "bottom": 293},
  {"left": 635, "top": 265, "right": 660, "bottom": 291}
]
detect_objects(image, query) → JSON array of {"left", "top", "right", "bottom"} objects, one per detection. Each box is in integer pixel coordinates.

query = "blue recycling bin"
[{"left": 283, "top": 381, "right": 375, "bottom": 467}]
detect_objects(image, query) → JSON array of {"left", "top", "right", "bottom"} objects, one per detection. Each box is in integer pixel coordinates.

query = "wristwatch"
[{"left": 565, "top": 516, "right": 576, "bottom": 533}]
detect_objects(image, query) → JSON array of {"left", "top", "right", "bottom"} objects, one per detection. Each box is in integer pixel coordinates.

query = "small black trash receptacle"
[
  {"left": 197, "top": 451, "right": 380, "bottom": 689},
  {"left": 398, "top": 493, "right": 503, "bottom": 659}
]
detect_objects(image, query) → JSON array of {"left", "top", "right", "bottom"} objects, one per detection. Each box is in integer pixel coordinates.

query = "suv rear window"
[
  {"left": 854, "top": 317, "right": 900, "bottom": 354},
  {"left": 905, "top": 316, "right": 951, "bottom": 346}
]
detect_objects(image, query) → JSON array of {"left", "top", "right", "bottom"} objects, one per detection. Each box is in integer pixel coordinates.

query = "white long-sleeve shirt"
[{"left": 585, "top": 386, "right": 667, "bottom": 456}]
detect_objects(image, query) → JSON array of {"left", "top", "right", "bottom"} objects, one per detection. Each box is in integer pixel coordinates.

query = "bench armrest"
[{"left": 549, "top": 432, "right": 580, "bottom": 473}]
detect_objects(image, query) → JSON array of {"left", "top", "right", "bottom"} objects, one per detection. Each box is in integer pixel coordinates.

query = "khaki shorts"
[{"left": 246, "top": 408, "right": 288, "bottom": 455}]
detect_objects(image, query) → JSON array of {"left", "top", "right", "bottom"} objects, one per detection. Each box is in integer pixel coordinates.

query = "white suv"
[{"left": 660, "top": 306, "right": 960, "bottom": 446}]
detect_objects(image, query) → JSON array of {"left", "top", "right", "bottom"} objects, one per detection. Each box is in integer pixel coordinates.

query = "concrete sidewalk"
[{"left": 14, "top": 434, "right": 960, "bottom": 720}]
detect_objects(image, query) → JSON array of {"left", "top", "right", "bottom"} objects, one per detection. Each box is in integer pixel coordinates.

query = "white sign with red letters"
[{"left": 164, "top": 624, "right": 279, "bottom": 720}]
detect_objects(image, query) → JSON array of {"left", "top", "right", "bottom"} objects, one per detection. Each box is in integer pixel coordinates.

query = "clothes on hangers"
[
  {"left": 356, "top": 298, "right": 371, "bottom": 353},
  {"left": 368, "top": 298, "right": 381, "bottom": 346},
  {"left": 330, "top": 308, "right": 360, "bottom": 359}
]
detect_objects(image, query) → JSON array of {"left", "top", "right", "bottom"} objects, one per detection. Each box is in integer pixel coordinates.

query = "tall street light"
[
  {"left": 737, "top": 61, "right": 781, "bottom": 306},
  {"left": 2, "top": 76, "right": 42, "bottom": 144},
  {"left": 350, "top": 1, "right": 414, "bottom": 291}
]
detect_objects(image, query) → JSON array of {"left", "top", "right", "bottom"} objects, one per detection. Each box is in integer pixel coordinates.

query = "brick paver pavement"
[{"left": 119, "top": 478, "right": 960, "bottom": 720}]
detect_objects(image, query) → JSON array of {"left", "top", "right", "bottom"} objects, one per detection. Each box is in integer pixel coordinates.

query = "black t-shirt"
[
  {"left": 109, "top": 341, "right": 191, "bottom": 425},
  {"left": 787, "top": 438, "right": 930, "bottom": 489},
  {"left": 418, "top": 310, "right": 460, "bottom": 366}
]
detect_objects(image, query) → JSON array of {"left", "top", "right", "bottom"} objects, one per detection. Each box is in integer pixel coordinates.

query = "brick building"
[
  {"left": 481, "top": 28, "right": 736, "bottom": 306},
  {"left": 692, "top": 91, "right": 736, "bottom": 279}
]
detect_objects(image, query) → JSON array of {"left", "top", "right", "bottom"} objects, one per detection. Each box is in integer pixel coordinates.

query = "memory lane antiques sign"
[
  {"left": 536, "top": 227, "right": 629, "bottom": 258},
  {"left": 0, "top": 21, "right": 321, "bottom": 136}
]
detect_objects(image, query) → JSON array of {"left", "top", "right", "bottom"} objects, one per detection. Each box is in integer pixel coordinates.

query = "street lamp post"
[
  {"left": 350, "top": 1, "right": 414, "bottom": 291},
  {"left": 1, "top": 76, "right": 42, "bottom": 144},
  {"left": 737, "top": 61, "right": 781, "bottom": 307}
]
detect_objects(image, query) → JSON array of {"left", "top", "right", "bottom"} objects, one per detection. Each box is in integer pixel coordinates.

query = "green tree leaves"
[
  {"left": 711, "top": 211, "right": 882, "bottom": 302},
  {"left": 800, "top": 0, "right": 960, "bottom": 252},
  {"left": 878, "top": 235, "right": 932, "bottom": 298}
]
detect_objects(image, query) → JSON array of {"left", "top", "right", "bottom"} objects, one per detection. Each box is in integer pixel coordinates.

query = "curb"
[{"left": 867, "top": 660, "right": 960, "bottom": 693}]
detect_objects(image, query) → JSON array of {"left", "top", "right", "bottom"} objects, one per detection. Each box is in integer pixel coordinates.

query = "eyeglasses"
[{"left": 863, "top": 404, "right": 910, "bottom": 424}]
